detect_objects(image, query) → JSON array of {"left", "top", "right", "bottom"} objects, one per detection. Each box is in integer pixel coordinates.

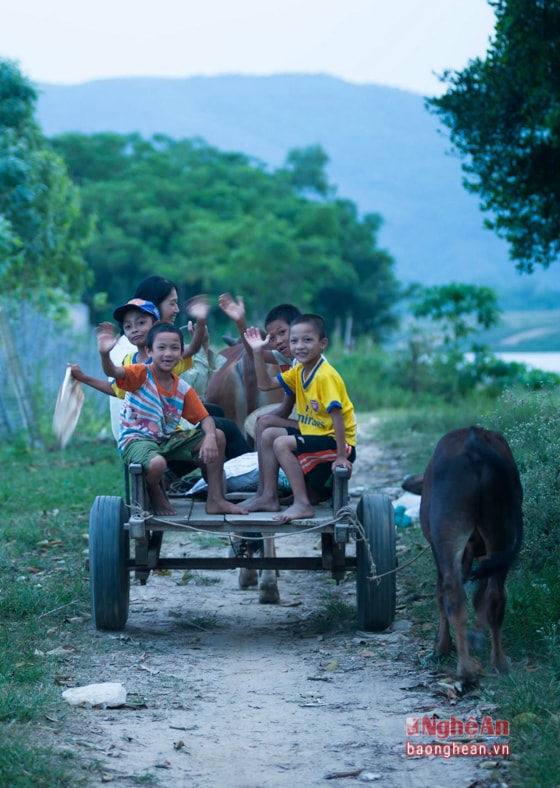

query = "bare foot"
[
  {"left": 148, "top": 486, "right": 177, "bottom": 516},
  {"left": 243, "top": 494, "right": 281, "bottom": 513},
  {"left": 206, "top": 499, "right": 249, "bottom": 515},
  {"left": 273, "top": 502, "right": 314, "bottom": 522}
]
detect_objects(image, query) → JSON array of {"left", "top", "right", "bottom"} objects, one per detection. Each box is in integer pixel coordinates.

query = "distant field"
[{"left": 478, "top": 310, "right": 560, "bottom": 351}]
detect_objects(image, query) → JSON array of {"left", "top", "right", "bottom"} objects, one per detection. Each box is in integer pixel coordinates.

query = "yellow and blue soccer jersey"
[{"left": 278, "top": 357, "right": 356, "bottom": 446}]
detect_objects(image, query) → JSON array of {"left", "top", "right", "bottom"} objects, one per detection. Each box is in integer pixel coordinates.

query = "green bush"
[
  {"left": 488, "top": 389, "right": 560, "bottom": 569},
  {"left": 333, "top": 350, "right": 417, "bottom": 410}
]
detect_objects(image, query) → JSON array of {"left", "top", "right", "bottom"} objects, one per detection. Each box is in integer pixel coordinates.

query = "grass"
[
  {"left": 378, "top": 400, "right": 560, "bottom": 787},
  {"left": 3, "top": 386, "right": 560, "bottom": 785},
  {"left": 304, "top": 592, "right": 358, "bottom": 635},
  {"left": 0, "top": 435, "right": 121, "bottom": 786}
]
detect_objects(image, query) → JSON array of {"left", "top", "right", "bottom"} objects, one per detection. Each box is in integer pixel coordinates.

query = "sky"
[{"left": 0, "top": 0, "right": 497, "bottom": 96}]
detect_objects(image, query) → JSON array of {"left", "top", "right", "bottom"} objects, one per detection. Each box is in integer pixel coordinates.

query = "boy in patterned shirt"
[
  {"left": 244, "top": 314, "right": 356, "bottom": 522},
  {"left": 98, "top": 321, "right": 248, "bottom": 518}
]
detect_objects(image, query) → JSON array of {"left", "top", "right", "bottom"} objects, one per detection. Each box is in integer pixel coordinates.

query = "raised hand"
[
  {"left": 185, "top": 295, "right": 210, "bottom": 322},
  {"left": 244, "top": 326, "right": 270, "bottom": 352},
  {"left": 219, "top": 292, "right": 245, "bottom": 323},
  {"left": 95, "top": 322, "right": 118, "bottom": 354}
]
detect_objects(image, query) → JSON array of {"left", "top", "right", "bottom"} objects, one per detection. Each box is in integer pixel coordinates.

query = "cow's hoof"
[
  {"left": 259, "top": 584, "right": 280, "bottom": 604},
  {"left": 239, "top": 568, "right": 258, "bottom": 588},
  {"left": 490, "top": 655, "right": 510, "bottom": 674},
  {"left": 457, "top": 658, "right": 481, "bottom": 685}
]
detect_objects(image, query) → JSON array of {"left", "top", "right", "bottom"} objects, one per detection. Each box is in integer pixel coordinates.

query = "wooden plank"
[
  {"left": 141, "top": 500, "right": 343, "bottom": 533},
  {"left": 126, "top": 556, "right": 358, "bottom": 571}
]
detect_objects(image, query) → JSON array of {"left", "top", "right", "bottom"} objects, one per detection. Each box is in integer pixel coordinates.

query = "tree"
[
  {"left": 404, "top": 282, "right": 502, "bottom": 401},
  {"left": 0, "top": 60, "right": 91, "bottom": 312},
  {"left": 411, "top": 282, "right": 501, "bottom": 346},
  {"left": 52, "top": 133, "right": 401, "bottom": 339},
  {"left": 284, "top": 145, "right": 332, "bottom": 197},
  {"left": 428, "top": 1, "right": 560, "bottom": 273}
]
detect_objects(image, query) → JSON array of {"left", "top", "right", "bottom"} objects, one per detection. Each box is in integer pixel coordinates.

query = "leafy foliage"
[
  {"left": 0, "top": 60, "right": 91, "bottom": 313},
  {"left": 50, "top": 132, "right": 400, "bottom": 339},
  {"left": 486, "top": 388, "right": 560, "bottom": 569},
  {"left": 410, "top": 282, "right": 501, "bottom": 345},
  {"left": 428, "top": 1, "right": 560, "bottom": 272}
]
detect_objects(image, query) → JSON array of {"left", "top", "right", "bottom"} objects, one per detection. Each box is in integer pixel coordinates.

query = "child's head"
[
  {"left": 289, "top": 314, "right": 328, "bottom": 364},
  {"left": 113, "top": 299, "right": 160, "bottom": 347},
  {"left": 134, "top": 276, "right": 180, "bottom": 324},
  {"left": 265, "top": 304, "right": 301, "bottom": 328},
  {"left": 264, "top": 303, "right": 301, "bottom": 358},
  {"left": 290, "top": 313, "right": 327, "bottom": 340},
  {"left": 146, "top": 323, "right": 185, "bottom": 353}
]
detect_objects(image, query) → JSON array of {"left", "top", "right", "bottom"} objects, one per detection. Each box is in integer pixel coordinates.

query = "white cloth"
[{"left": 109, "top": 334, "right": 135, "bottom": 441}]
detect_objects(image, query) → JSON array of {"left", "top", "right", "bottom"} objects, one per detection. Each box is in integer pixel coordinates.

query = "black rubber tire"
[
  {"left": 356, "top": 493, "right": 396, "bottom": 631},
  {"left": 89, "top": 496, "right": 130, "bottom": 631}
]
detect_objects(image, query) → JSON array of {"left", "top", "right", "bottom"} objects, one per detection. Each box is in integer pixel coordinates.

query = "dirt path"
[{"left": 54, "top": 419, "right": 493, "bottom": 786}]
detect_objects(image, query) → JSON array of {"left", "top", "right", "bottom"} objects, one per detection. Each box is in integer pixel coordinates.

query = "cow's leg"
[
  {"left": 259, "top": 535, "right": 280, "bottom": 604},
  {"left": 441, "top": 564, "right": 480, "bottom": 681},
  {"left": 239, "top": 567, "right": 259, "bottom": 588},
  {"left": 468, "top": 577, "right": 488, "bottom": 653},
  {"left": 231, "top": 534, "right": 260, "bottom": 589},
  {"left": 434, "top": 565, "right": 452, "bottom": 654},
  {"left": 485, "top": 570, "right": 509, "bottom": 673},
  {"left": 238, "top": 538, "right": 258, "bottom": 589}
]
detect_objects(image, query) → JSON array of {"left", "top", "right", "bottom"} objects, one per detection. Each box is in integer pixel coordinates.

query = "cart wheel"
[
  {"left": 356, "top": 493, "right": 396, "bottom": 631},
  {"left": 89, "top": 496, "right": 130, "bottom": 631}
]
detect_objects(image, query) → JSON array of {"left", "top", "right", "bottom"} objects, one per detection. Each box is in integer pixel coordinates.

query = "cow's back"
[
  {"left": 205, "top": 344, "right": 284, "bottom": 431},
  {"left": 421, "top": 426, "right": 523, "bottom": 568}
]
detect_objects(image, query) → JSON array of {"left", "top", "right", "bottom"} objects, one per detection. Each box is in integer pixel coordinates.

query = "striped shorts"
[{"left": 287, "top": 429, "right": 356, "bottom": 496}]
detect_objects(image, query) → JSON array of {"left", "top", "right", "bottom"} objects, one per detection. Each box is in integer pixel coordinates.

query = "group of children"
[{"left": 73, "top": 280, "right": 357, "bottom": 522}]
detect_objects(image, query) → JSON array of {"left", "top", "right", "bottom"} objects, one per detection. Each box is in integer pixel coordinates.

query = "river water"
[{"left": 496, "top": 352, "right": 560, "bottom": 373}]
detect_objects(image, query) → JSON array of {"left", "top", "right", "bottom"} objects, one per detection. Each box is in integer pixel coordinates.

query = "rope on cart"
[
  {"left": 335, "top": 505, "right": 430, "bottom": 583},
  {"left": 127, "top": 501, "right": 430, "bottom": 581}
]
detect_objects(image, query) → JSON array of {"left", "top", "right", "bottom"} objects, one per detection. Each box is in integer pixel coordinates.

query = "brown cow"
[
  {"left": 205, "top": 343, "right": 285, "bottom": 603},
  {"left": 419, "top": 426, "right": 523, "bottom": 682},
  {"left": 205, "top": 344, "right": 284, "bottom": 434}
]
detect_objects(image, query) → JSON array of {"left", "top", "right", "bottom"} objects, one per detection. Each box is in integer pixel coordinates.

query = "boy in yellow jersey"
[{"left": 244, "top": 314, "right": 356, "bottom": 522}]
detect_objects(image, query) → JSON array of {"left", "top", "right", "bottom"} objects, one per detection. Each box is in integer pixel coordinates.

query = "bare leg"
[
  {"left": 253, "top": 416, "right": 296, "bottom": 496},
  {"left": 202, "top": 430, "right": 248, "bottom": 515},
  {"left": 252, "top": 415, "right": 268, "bottom": 498},
  {"left": 244, "top": 427, "right": 284, "bottom": 512},
  {"left": 146, "top": 454, "right": 177, "bottom": 516},
  {"left": 272, "top": 435, "right": 314, "bottom": 522}
]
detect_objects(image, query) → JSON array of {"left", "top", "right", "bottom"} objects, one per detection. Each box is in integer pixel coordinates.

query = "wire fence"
[{"left": 0, "top": 303, "right": 109, "bottom": 445}]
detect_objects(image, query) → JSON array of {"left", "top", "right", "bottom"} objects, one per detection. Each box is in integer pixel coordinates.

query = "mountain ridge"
[{"left": 36, "top": 73, "right": 560, "bottom": 297}]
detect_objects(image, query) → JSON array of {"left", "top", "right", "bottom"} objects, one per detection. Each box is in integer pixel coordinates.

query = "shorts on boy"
[
  {"left": 121, "top": 428, "right": 204, "bottom": 470},
  {"left": 286, "top": 428, "right": 356, "bottom": 499}
]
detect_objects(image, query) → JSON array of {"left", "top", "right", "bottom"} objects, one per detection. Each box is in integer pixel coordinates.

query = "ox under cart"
[{"left": 88, "top": 465, "right": 396, "bottom": 632}]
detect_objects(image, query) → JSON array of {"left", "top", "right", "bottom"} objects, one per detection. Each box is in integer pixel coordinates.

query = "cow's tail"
[
  {"left": 469, "top": 532, "right": 523, "bottom": 581},
  {"left": 465, "top": 426, "right": 524, "bottom": 582}
]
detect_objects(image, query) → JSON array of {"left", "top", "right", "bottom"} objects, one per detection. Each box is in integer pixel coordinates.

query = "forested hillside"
[
  {"left": 36, "top": 73, "right": 560, "bottom": 303},
  {"left": 51, "top": 133, "right": 400, "bottom": 336}
]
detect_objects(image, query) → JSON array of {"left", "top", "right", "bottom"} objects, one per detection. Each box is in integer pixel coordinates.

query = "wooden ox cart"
[{"left": 88, "top": 466, "right": 396, "bottom": 633}]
